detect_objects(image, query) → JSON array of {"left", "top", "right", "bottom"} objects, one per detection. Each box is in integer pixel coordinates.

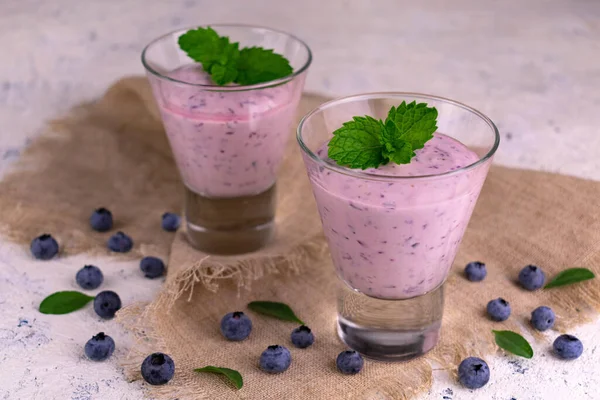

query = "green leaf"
[
  {"left": 247, "top": 301, "right": 304, "bottom": 324},
  {"left": 383, "top": 140, "right": 413, "bottom": 165},
  {"left": 327, "top": 116, "right": 387, "bottom": 169},
  {"left": 544, "top": 268, "right": 595, "bottom": 289},
  {"left": 178, "top": 27, "right": 240, "bottom": 85},
  {"left": 492, "top": 330, "right": 533, "bottom": 359},
  {"left": 386, "top": 101, "right": 438, "bottom": 152},
  {"left": 236, "top": 47, "right": 293, "bottom": 85},
  {"left": 194, "top": 366, "right": 243, "bottom": 390},
  {"left": 39, "top": 291, "right": 95, "bottom": 315}
]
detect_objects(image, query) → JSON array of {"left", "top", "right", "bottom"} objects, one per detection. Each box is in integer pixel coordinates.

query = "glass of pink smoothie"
[
  {"left": 297, "top": 93, "right": 499, "bottom": 360},
  {"left": 142, "top": 25, "right": 311, "bottom": 254}
]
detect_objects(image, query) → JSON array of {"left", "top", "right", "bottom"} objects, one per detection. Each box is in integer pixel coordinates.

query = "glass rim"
[
  {"left": 296, "top": 92, "right": 500, "bottom": 181},
  {"left": 141, "top": 23, "right": 312, "bottom": 92}
]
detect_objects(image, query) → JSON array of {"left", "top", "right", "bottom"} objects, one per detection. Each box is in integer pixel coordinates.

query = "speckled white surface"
[{"left": 1, "top": 0, "right": 599, "bottom": 399}]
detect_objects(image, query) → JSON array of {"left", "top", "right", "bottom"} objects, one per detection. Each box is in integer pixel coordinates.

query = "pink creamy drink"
[
  {"left": 153, "top": 65, "right": 303, "bottom": 197},
  {"left": 310, "top": 133, "right": 488, "bottom": 300}
]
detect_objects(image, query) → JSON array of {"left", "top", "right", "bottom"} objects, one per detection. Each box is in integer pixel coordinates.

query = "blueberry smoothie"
[
  {"left": 152, "top": 64, "right": 303, "bottom": 198},
  {"left": 307, "top": 133, "right": 489, "bottom": 300}
]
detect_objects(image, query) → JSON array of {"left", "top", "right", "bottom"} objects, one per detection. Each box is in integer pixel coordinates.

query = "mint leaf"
[
  {"left": 178, "top": 27, "right": 292, "bottom": 86},
  {"left": 544, "top": 268, "right": 595, "bottom": 289},
  {"left": 383, "top": 141, "right": 413, "bottom": 165},
  {"left": 178, "top": 27, "right": 240, "bottom": 85},
  {"left": 327, "top": 116, "right": 387, "bottom": 169},
  {"left": 492, "top": 330, "right": 533, "bottom": 359},
  {"left": 386, "top": 101, "right": 438, "bottom": 152},
  {"left": 194, "top": 366, "right": 243, "bottom": 389},
  {"left": 327, "top": 103, "right": 438, "bottom": 169},
  {"left": 247, "top": 301, "right": 304, "bottom": 324},
  {"left": 236, "top": 47, "right": 293, "bottom": 85},
  {"left": 39, "top": 291, "right": 95, "bottom": 315}
]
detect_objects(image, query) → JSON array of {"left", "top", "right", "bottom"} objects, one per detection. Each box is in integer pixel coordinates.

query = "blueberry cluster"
[
  {"left": 31, "top": 208, "right": 180, "bottom": 385},
  {"left": 219, "top": 310, "right": 363, "bottom": 375},
  {"left": 458, "top": 261, "right": 585, "bottom": 390}
]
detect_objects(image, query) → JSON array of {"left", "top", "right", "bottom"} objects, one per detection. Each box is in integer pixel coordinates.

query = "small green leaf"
[
  {"left": 544, "top": 268, "right": 595, "bottom": 289},
  {"left": 247, "top": 301, "right": 304, "bottom": 324},
  {"left": 39, "top": 291, "right": 95, "bottom": 315},
  {"left": 327, "top": 116, "right": 387, "bottom": 169},
  {"left": 492, "top": 330, "right": 533, "bottom": 359},
  {"left": 194, "top": 366, "right": 243, "bottom": 389}
]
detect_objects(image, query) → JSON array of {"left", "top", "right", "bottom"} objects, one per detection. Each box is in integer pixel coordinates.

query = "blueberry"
[
  {"left": 162, "top": 212, "right": 180, "bottom": 232},
  {"left": 464, "top": 261, "right": 487, "bottom": 282},
  {"left": 458, "top": 357, "right": 490, "bottom": 389},
  {"left": 140, "top": 256, "right": 165, "bottom": 279},
  {"left": 141, "top": 352, "right": 175, "bottom": 385},
  {"left": 553, "top": 334, "right": 583, "bottom": 360},
  {"left": 259, "top": 345, "right": 291, "bottom": 374},
  {"left": 90, "top": 208, "right": 113, "bottom": 232},
  {"left": 530, "top": 306, "right": 555, "bottom": 331},
  {"left": 76, "top": 265, "right": 104, "bottom": 290},
  {"left": 84, "top": 332, "right": 115, "bottom": 361},
  {"left": 93, "top": 290, "right": 122, "bottom": 319},
  {"left": 107, "top": 231, "right": 133, "bottom": 253},
  {"left": 487, "top": 298, "right": 511, "bottom": 321},
  {"left": 291, "top": 325, "right": 314, "bottom": 348},
  {"left": 220, "top": 311, "right": 252, "bottom": 341},
  {"left": 30, "top": 234, "right": 59, "bottom": 260},
  {"left": 518, "top": 265, "right": 545, "bottom": 291},
  {"left": 336, "top": 350, "right": 364, "bottom": 375}
]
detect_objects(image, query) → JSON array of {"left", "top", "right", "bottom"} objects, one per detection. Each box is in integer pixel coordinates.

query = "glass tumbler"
[
  {"left": 143, "top": 25, "right": 311, "bottom": 255},
  {"left": 297, "top": 93, "right": 499, "bottom": 360}
]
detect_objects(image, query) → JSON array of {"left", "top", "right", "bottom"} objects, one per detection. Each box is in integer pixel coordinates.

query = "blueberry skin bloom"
[
  {"left": 553, "top": 334, "right": 583, "bottom": 360},
  {"left": 161, "top": 212, "right": 180, "bottom": 232},
  {"left": 107, "top": 231, "right": 133, "bottom": 253},
  {"left": 518, "top": 265, "right": 546, "bottom": 291},
  {"left": 458, "top": 357, "right": 490, "bottom": 389},
  {"left": 291, "top": 325, "right": 315, "bottom": 349},
  {"left": 93, "top": 290, "right": 122, "bottom": 319},
  {"left": 464, "top": 261, "right": 487, "bottom": 282},
  {"left": 259, "top": 345, "right": 291, "bottom": 374},
  {"left": 487, "top": 298, "right": 511, "bottom": 321},
  {"left": 336, "top": 350, "right": 364, "bottom": 375},
  {"left": 530, "top": 306, "right": 555, "bottom": 331},
  {"left": 30, "top": 234, "right": 59, "bottom": 260},
  {"left": 76, "top": 265, "right": 104, "bottom": 290},
  {"left": 220, "top": 311, "right": 252, "bottom": 341},
  {"left": 140, "top": 256, "right": 165, "bottom": 279},
  {"left": 141, "top": 353, "right": 175, "bottom": 385},
  {"left": 90, "top": 208, "right": 113, "bottom": 232},
  {"left": 84, "top": 332, "right": 115, "bottom": 361}
]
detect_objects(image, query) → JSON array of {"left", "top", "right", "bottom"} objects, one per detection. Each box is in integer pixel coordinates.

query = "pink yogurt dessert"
[
  {"left": 308, "top": 133, "right": 489, "bottom": 300},
  {"left": 151, "top": 65, "right": 303, "bottom": 197}
]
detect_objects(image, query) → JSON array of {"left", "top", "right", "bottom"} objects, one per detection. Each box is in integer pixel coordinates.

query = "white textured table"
[{"left": 1, "top": 0, "right": 599, "bottom": 399}]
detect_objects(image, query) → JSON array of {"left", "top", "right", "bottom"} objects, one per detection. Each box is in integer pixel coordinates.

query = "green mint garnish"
[
  {"left": 492, "top": 330, "right": 533, "bottom": 359},
  {"left": 327, "top": 101, "right": 438, "bottom": 169},
  {"left": 544, "top": 268, "right": 595, "bottom": 289},
  {"left": 194, "top": 366, "right": 243, "bottom": 390},
  {"left": 247, "top": 301, "right": 304, "bottom": 324},
  {"left": 39, "top": 291, "right": 95, "bottom": 315},
  {"left": 178, "top": 27, "right": 293, "bottom": 86}
]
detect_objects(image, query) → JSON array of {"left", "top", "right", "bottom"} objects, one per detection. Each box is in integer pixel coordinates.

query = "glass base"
[
  {"left": 184, "top": 185, "right": 276, "bottom": 255},
  {"left": 337, "top": 282, "right": 444, "bottom": 361}
]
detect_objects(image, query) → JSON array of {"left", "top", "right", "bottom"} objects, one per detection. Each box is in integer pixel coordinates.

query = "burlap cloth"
[{"left": 1, "top": 77, "right": 599, "bottom": 399}]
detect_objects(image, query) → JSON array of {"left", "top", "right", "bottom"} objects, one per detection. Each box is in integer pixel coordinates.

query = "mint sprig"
[
  {"left": 327, "top": 101, "right": 438, "bottom": 169},
  {"left": 178, "top": 27, "right": 293, "bottom": 86}
]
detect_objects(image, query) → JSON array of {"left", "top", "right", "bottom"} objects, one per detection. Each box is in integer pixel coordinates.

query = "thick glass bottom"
[
  {"left": 184, "top": 184, "right": 276, "bottom": 255},
  {"left": 337, "top": 282, "right": 444, "bottom": 361}
]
